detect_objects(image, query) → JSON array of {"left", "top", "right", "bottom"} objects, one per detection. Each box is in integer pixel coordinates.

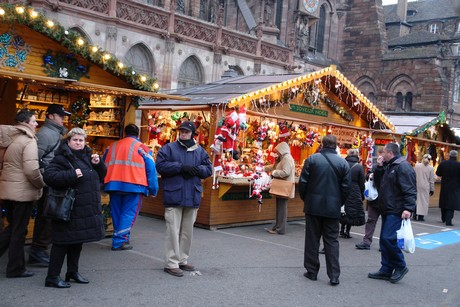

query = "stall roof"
[
  {"left": 141, "top": 65, "right": 395, "bottom": 132},
  {"left": 386, "top": 114, "right": 442, "bottom": 135},
  {"left": 140, "top": 74, "right": 300, "bottom": 107}
]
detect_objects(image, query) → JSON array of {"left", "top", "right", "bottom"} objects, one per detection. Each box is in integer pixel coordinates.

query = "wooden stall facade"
[
  {"left": 0, "top": 4, "right": 187, "bottom": 238},
  {"left": 140, "top": 66, "right": 395, "bottom": 229}
]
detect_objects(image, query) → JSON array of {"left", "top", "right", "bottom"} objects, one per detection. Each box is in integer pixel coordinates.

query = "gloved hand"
[
  {"left": 429, "top": 190, "right": 434, "bottom": 196},
  {"left": 181, "top": 165, "right": 194, "bottom": 175},
  {"left": 189, "top": 166, "right": 200, "bottom": 177}
]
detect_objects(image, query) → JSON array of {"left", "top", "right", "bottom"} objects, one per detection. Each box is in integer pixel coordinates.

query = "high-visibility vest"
[{"left": 104, "top": 138, "right": 148, "bottom": 186}]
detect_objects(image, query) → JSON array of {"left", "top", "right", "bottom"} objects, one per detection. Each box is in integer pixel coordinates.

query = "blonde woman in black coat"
[{"left": 43, "top": 128, "right": 107, "bottom": 288}]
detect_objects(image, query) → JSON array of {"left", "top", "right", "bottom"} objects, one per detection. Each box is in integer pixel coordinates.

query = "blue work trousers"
[{"left": 109, "top": 193, "right": 143, "bottom": 248}]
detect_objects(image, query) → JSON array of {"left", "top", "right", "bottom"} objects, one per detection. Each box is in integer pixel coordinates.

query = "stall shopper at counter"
[
  {"left": 156, "top": 121, "right": 212, "bottom": 277},
  {"left": 264, "top": 141, "right": 295, "bottom": 235}
]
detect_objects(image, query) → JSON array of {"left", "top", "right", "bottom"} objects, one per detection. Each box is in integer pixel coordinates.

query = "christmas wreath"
[{"left": 70, "top": 97, "right": 90, "bottom": 127}]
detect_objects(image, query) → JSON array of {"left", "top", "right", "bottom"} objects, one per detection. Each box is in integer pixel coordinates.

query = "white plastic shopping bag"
[
  {"left": 396, "top": 219, "right": 415, "bottom": 254},
  {"left": 364, "top": 178, "right": 378, "bottom": 201}
]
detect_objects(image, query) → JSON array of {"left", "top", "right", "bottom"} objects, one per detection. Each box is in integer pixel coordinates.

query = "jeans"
[{"left": 379, "top": 214, "right": 406, "bottom": 274}]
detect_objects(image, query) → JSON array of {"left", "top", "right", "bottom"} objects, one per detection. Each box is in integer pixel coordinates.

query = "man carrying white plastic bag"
[
  {"left": 368, "top": 143, "right": 416, "bottom": 284},
  {"left": 397, "top": 219, "right": 416, "bottom": 254}
]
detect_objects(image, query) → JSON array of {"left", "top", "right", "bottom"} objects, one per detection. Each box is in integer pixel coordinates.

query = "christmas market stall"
[
  {"left": 0, "top": 4, "right": 187, "bottom": 238},
  {"left": 139, "top": 65, "right": 395, "bottom": 229},
  {"left": 373, "top": 111, "right": 460, "bottom": 207}
]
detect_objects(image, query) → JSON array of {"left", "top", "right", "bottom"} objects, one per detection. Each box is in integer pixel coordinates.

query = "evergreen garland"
[{"left": 69, "top": 97, "right": 90, "bottom": 127}]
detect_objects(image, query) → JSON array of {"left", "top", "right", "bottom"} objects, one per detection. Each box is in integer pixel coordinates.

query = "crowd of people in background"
[{"left": 1, "top": 106, "right": 460, "bottom": 288}]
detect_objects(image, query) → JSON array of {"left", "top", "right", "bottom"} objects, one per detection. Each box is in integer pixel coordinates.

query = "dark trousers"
[
  {"left": 379, "top": 214, "right": 406, "bottom": 274},
  {"left": 304, "top": 214, "right": 340, "bottom": 280},
  {"left": 47, "top": 243, "right": 83, "bottom": 277},
  {"left": 440, "top": 208, "right": 454, "bottom": 225},
  {"left": 0, "top": 200, "right": 33, "bottom": 276},
  {"left": 274, "top": 197, "right": 288, "bottom": 234},
  {"left": 31, "top": 188, "right": 52, "bottom": 251},
  {"left": 363, "top": 205, "right": 381, "bottom": 245}
]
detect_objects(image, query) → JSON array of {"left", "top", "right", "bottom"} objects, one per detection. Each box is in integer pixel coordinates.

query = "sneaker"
[
  {"left": 390, "top": 267, "right": 409, "bottom": 283},
  {"left": 355, "top": 242, "right": 370, "bottom": 250},
  {"left": 111, "top": 243, "right": 133, "bottom": 251}
]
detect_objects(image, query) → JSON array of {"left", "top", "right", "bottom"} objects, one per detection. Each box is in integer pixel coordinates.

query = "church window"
[{"left": 177, "top": 57, "right": 203, "bottom": 89}]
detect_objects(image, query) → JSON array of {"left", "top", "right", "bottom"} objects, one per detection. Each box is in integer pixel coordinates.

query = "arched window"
[
  {"left": 368, "top": 92, "right": 377, "bottom": 104},
  {"left": 315, "top": 5, "right": 326, "bottom": 53},
  {"left": 178, "top": 57, "right": 203, "bottom": 88},
  {"left": 396, "top": 92, "right": 404, "bottom": 111},
  {"left": 124, "top": 44, "right": 154, "bottom": 77},
  {"left": 69, "top": 27, "right": 92, "bottom": 45},
  {"left": 176, "top": 0, "right": 185, "bottom": 14},
  {"left": 405, "top": 92, "right": 413, "bottom": 112}
]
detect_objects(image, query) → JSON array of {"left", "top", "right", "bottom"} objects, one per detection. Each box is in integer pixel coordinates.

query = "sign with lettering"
[
  {"left": 375, "top": 139, "right": 392, "bottom": 145},
  {"left": 333, "top": 127, "right": 356, "bottom": 145},
  {"left": 289, "top": 104, "right": 328, "bottom": 117}
]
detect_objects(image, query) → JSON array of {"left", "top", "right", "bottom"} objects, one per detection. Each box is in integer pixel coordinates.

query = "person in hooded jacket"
[
  {"left": 264, "top": 141, "right": 295, "bottom": 235},
  {"left": 43, "top": 128, "right": 107, "bottom": 288},
  {"left": 0, "top": 109, "right": 45, "bottom": 278},
  {"left": 156, "top": 121, "right": 212, "bottom": 277},
  {"left": 339, "top": 148, "right": 365, "bottom": 238}
]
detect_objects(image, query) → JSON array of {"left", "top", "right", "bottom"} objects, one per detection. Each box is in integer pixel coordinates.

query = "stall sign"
[
  {"left": 334, "top": 127, "right": 355, "bottom": 145},
  {"left": 289, "top": 104, "right": 328, "bottom": 117},
  {"left": 222, "top": 191, "right": 272, "bottom": 201},
  {"left": 375, "top": 139, "right": 392, "bottom": 146}
]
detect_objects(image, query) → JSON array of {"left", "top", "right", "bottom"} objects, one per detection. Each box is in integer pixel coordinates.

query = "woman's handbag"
[
  {"left": 43, "top": 187, "right": 76, "bottom": 222},
  {"left": 43, "top": 161, "right": 76, "bottom": 222},
  {"left": 396, "top": 219, "right": 415, "bottom": 254},
  {"left": 269, "top": 178, "right": 295, "bottom": 198}
]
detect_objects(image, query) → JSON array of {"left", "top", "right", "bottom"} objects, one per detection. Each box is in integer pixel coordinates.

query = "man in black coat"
[
  {"left": 298, "top": 134, "right": 350, "bottom": 286},
  {"left": 436, "top": 150, "right": 460, "bottom": 226},
  {"left": 368, "top": 142, "right": 416, "bottom": 284}
]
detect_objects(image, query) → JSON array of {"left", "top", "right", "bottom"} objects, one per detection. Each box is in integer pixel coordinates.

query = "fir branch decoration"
[
  {"left": 42, "top": 50, "right": 90, "bottom": 80},
  {"left": 0, "top": 3, "right": 159, "bottom": 92},
  {"left": 324, "top": 97, "right": 354, "bottom": 122}
]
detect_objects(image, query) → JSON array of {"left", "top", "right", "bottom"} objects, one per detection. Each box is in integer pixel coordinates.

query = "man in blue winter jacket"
[{"left": 155, "top": 121, "right": 212, "bottom": 277}]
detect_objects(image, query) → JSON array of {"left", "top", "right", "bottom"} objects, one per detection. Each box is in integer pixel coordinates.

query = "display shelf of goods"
[{"left": 89, "top": 94, "right": 122, "bottom": 108}]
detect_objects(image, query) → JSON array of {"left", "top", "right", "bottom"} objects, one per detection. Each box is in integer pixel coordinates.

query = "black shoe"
[
  {"left": 368, "top": 270, "right": 391, "bottom": 281},
  {"left": 330, "top": 278, "right": 340, "bottom": 286},
  {"left": 28, "top": 249, "right": 50, "bottom": 267},
  {"left": 111, "top": 243, "right": 133, "bottom": 251},
  {"left": 355, "top": 242, "right": 370, "bottom": 250},
  {"left": 446, "top": 223, "right": 453, "bottom": 226},
  {"left": 45, "top": 276, "right": 71, "bottom": 288},
  {"left": 417, "top": 215, "right": 425, "bottom": 221},
  {"left": 7, "top": 270, "right": 34, "bottom": 278},
  {"left": 65, "top": 272, "right": 89, "bottom": 284},
  {"left": 341, "top": 233, "right": 352, "bottom": 239},
  {"left": 303, "top": 272, "right": 317, "bottom": 281},
  {"left": 390, "top": 267, "right": 408, "bottom": 283}
]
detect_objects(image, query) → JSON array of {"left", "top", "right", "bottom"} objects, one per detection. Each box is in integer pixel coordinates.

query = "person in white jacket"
[{"left": 414, "top": 154, "right": 435, "bottom": 221}]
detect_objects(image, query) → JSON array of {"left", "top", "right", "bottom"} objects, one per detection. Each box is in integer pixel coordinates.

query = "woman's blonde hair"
[{"left": 66, "top": 127, "right": 87, "bottom": 140}]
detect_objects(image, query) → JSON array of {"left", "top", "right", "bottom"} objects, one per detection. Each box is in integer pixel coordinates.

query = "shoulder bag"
[
  {"left": 269, "top": 178, "right": 295, "bottom": 198},
  {"left": 43, "top": 161, "right": 76, "bottom": 222},
  {"left": 268, "top": 159, "right": 295, "bottom": 198}
]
